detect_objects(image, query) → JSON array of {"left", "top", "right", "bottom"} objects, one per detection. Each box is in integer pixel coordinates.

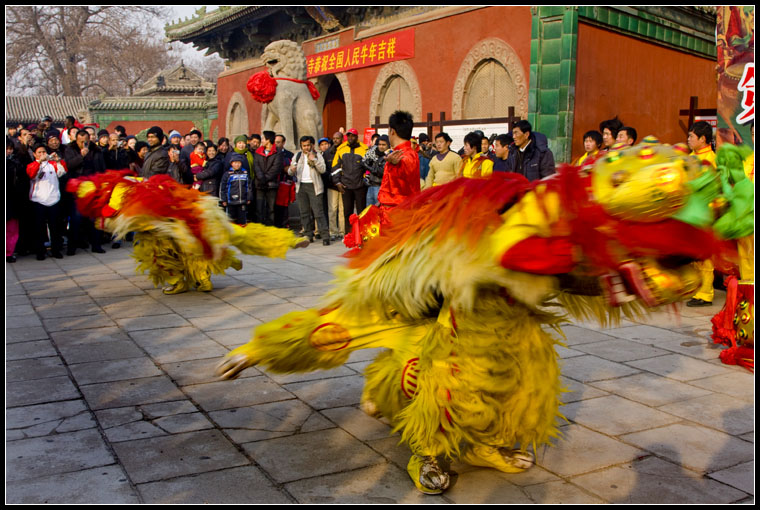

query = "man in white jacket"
[
  {"left": 288, "top": 135, "right": 330, "bottom": 245},
  {"left": 26, "top": 144, "right": 67, "bottom": 260}
]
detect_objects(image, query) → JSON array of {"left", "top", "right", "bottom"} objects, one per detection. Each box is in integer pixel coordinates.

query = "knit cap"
[
  {"left": 147, "top": 126, "right": 164, "bottom": 140},
  {"left": 230, "top": 153, "right": 246, "bottom": 164},
  {"left": 233, "top": 134, "right": 248, "bottom": 145}
]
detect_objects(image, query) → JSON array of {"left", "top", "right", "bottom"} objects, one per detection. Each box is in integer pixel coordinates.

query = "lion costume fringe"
[
  {"left": 217, "top": 141, "right": 751, "bottom": 494},
  {"left": 66, "top": 171, "right": 305, "bottom": 292}
]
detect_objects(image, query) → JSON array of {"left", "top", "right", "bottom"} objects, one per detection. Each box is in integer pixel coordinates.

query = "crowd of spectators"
[{"left": 7, "top": 111, "right": 583, "bottom": 262}]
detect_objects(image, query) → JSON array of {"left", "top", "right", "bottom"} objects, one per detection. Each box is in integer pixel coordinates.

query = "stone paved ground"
[{"left": 5, "top": 243, "right": 754, "bottom": 503}]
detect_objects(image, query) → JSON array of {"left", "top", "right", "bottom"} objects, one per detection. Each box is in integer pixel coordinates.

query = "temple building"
[
  {"left": 88, "top": 61, "right": 217, "bottom": 139},
  {"left": 166, "top": 6, "right": 717, "bottom": 162}
]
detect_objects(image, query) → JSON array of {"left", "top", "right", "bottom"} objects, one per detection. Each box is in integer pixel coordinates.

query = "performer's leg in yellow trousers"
[{"left": 689, "top": 260, "right": 714, "bottom": 305}]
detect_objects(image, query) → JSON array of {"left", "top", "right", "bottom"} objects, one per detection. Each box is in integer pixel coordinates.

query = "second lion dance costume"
[
  {"left": 217, "top": 139, "right": 753, "bottom": 494},
  {"left": 65, "top": 171, "right": 307, "bottom": 293}
]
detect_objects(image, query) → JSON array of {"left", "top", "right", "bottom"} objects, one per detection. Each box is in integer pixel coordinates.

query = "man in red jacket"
[{"left": 378, "top": 110, "right": 420, "bottom": 209}]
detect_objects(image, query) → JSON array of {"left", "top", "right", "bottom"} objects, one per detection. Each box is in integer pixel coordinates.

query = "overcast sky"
[{"left": 164, "top": 6, "right": 221, "bottom": 61}]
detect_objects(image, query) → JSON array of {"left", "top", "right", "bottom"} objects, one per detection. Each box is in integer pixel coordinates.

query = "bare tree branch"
[{"left": 5, "top": 5, "right": 196, "bottom": 97}]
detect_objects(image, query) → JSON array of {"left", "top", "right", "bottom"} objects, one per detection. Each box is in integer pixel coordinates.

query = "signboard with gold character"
[
  {"left": 716, "top": 6, "right": 754, "bottom": 148},
  {"left": 306, "top": 29, "right": 415, "bottom": 78}
]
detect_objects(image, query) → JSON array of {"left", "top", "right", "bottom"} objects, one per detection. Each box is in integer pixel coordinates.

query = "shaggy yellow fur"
[{"left": 107, "top": 196, "right": 299, "bottom": 288}]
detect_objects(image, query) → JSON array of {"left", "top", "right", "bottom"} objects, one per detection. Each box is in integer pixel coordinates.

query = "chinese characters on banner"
[
  {"left": 306, "top": 29, "right": 415, "bottom": 78},
  {"left": 715, "top": 6, "right": 754, "bottom": 148}
]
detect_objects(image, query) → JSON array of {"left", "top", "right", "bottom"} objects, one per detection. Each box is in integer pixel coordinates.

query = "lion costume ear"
[{"left": 247, "top": 71, "right": 278, "bottom": 103}]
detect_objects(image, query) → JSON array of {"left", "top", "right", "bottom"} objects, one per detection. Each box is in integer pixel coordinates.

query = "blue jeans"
[{"left": 366, "top": 186, "right": 380, "bottom": 206}]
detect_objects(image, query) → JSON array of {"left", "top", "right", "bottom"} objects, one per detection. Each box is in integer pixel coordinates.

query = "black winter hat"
[{"left": 147, "top": 126, "right": 164, "bottom": 140}]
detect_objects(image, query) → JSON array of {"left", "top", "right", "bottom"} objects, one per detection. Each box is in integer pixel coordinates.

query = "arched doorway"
[{"left": 322, "top": 78, "right": 346, "bottom": 138}]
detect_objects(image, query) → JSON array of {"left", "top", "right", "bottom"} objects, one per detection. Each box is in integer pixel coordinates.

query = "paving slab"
[
  {"left": 183, "top": 376, "right": 295, "bottom": 412},
  {"left": 6, "top": 428, "right": 116, "bottom": 482},
  {"left": 58, "top": 340, "right": 146, "bottom": 364},
  {"left": 116, "top": 313, "right": 192, "bottom": 331},
  {"left": 562, "top": 395, "right": 681, "bottom": 435},
  {"left": 209, "top": 399, "right": 332, "bottom": 444},
  {"left": 588, "top": 372, "right": 713, "bottom": 407},
  {"left": 69, "top": 357, "right": 164, "bottom": 385},
  {"left": 161, "top": 357, "right": 261, "bottom": 386},
  {"left": 111, "top": 429, "right": 250, "bottom": 484},
  {"left": 5, "top": 326, "right": 49, "bottom": 344},
  {"left": 558, "top": 376, "right": 609, "bottom": 404},
  {"left": 49, "top": 327, "right": 133, "bottom": 347},
  {"left": 43, "top": 313, "right": 118, "bottom": 332},
  {"left": 536, "top": 425, "right": 647, "bottom": 478},
  {"left": 687, "top": 371, "right": 755, "bottom": 402},
  {"left": 6, "top": 465, "right": 140, "bottom": 504},
  {"left": 626, "top": 353, "right": 736, "bottom": 382},
  {"left": 283, "top": 374, "right": 365, "bottom": 410},
  {"left": 657, "top": 393, "right": 754, "bottom": 436},
  {"left": 522, "top": 479, "right": 606, "bottom": 504},
  {"left": 620, "top": 422, "right": 755, "bottom": 474},
  {"left": 34, "top": 302, "right": 103, "bottom": 320},
  {"left": 6, "top": 375, "right": 81, "bottom": 407},
  {"left": 138, "top": 466, "right": 293, "bottom": 504},
  {"left": 707, "top": 461, "right": 755, "bottom": 495},
  {"left": 6, "top": 400, "right": 96, "bottom": 440},
  {"left": 187, "top": 313, "right": 263, "bottom": 331},
  {"left": 560, "top": 355, "right": 641, "bottom": 382},
  {"left": 79, "top": 375, "right": 186, "bottom": 410},
  {"left": 97, "top": 295, "right": 174, "bottom": 319},
  {"left": 6, "top": 312, "right": 44, "bottom": 329},
  {"left": 241, "top": 428, "right": 386, "bottom": 483},
  {"left": 128, "top": 327, "right": 228, "bottom": 363},
  {"left": 320, "top": 406, "right": 393, "bottom": 441},
  {"left": 571, "top": 455, "right": 748, "bottom": 503},
  {"left": 205, "top": 326, "right": 256, "bottom": 347},
  {"left": 572, "top": 338, "right": 671, "bottom": 362},
  {"left": 285, "top": 463, "right": 439, "bottom": 504},
  {"left": 6, "top": 340, "right": 60, "bottom": 361},
  {"left": 263, "top": 365, "right": 358, "bottom": 385},
  {"left": 6, "top": 356, "right": 68, "bottom": 382}
]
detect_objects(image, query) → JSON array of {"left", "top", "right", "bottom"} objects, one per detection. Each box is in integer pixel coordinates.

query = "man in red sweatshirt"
[{"left": 378, "top": 110, "right": 420, "bottom": 209}]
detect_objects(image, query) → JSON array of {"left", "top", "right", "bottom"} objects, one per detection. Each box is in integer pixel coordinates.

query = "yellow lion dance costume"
[
  {"left": 215, "top": 140, "right": 747, "bottom": 495},
  {"left": 66, "top": 171, "right": 308, "bottom": 293}
]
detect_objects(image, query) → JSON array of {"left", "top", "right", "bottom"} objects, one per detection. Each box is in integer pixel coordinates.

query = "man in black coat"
[
  {"left": 141, "top": 126, "right": 171, "bottom": 179},
  {"left": 63, "top": 130, "right": 106, "bottom": 254},
  {"left": 252, "top": 131, "right": 283, "bottom": 226},
  {"left": 504, "top": 120, "right": 556, "bottom": 182}
]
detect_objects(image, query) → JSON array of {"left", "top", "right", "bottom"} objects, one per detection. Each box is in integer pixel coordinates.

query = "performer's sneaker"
[
  {"left": 686, "top": 298, "right": 712, "bottom": 307},
  {"left": 163, "top": 281, "right": 189, "bottom": 295},
  {"left": 407, "top": 455, "right": 450, "bottom": 495},
  {"left": 460, "top": 444, "right": 534, "bottom": 473},
  {"left": 231, "top": 259, "right": 243, "bottom": 271},
  {"left": 197, "top": 279, "right": 213, "bottom": 292}
]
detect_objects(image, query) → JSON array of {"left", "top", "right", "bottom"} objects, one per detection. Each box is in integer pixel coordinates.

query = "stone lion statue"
[{"left": 257, "top": 40, "right": 323, "bottom": 152}]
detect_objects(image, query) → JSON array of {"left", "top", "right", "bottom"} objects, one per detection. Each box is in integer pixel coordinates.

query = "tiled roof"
[
  {"left": 5, "top": 96, "right": 97, "bottom": 125},
  {"left": 133, "top": 62, "right": 216, "bottom": 97},
  {"left": 88, "top": 97, "right": 216, "bottom": 111},
  {"left": 165, "top": 6, "right": 269, "bottom": 41}
]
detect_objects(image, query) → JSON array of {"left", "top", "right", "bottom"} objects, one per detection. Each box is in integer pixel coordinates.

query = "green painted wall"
[{"left": 529, "top": 6, "right": 716, "bottom": 163}]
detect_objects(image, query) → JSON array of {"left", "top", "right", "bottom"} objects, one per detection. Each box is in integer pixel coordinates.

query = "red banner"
[
  {"left": 716, "top": 6, "right": 754, "bottom": 147},
  {"left": 307, "top": 29, "right": 414, "bottom": 78}
]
